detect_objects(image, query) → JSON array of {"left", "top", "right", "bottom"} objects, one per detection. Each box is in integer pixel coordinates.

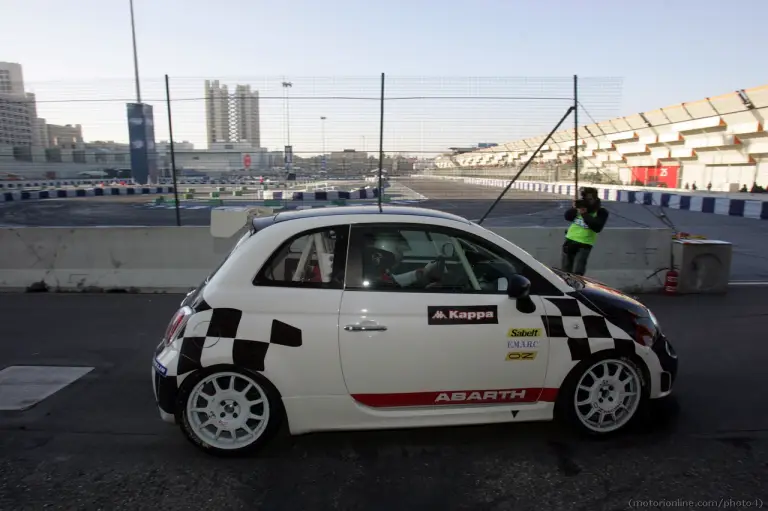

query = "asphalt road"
[{"left": 1, "top": 290, "right": 767, "bottom": 510}]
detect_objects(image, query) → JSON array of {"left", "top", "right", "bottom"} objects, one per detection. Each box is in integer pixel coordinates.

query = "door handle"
[{"left": 344, "top": 324, "right": 388, "bottom": 332}]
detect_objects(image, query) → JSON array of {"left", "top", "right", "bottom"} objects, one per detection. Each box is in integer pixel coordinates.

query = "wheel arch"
[
  {"left": 173, "top": 364, "right": 289, "bottom": 428},
  {"left": 553, "top": 348, "right": 652, "bottom": 419}
]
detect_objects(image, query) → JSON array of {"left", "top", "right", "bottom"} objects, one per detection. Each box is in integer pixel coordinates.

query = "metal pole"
[
  {"left": 573, "top": 74, "right": 579, "bottom": 200},
  {"left": 282, "top": 81, "right": 292, "bottom": 174},
  {"left": 129, "top": 0, "right": 142, "bottom": 103},
  {"left": 320, "top": 116, "right": 326, "bottom": 154},
  {"left": 478, "top": 106, "right": 574, "bottom": 225},
  {"left": 165, "top": 75, "right": 181, "bottom": 227},
  {"left": 378, "top": 72, "right": 385, "bottom": 211}
]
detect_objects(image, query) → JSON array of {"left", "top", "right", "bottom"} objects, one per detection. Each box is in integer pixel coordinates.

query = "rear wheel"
[
  {"left": 177, "top": 368, "right": 282, "bottom": 456},
  {"left": 559, "top": 354, "right": 646, "bottom": 436}
]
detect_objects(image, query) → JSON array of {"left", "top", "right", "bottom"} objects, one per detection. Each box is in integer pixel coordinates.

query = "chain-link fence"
[{"left": 1, "top": 74, "right": 626, "bottom": 225}]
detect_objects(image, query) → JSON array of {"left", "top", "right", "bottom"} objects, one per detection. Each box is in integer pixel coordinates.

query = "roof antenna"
[
  {"left": 378, "top": 72, "right": 385, "bottom": 212},
  {"left": 478, "top": 106, "right": 575, "bottom": 225}
]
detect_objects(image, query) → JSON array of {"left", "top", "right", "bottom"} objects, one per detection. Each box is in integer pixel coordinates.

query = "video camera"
[{"left": 575, "top": 187, "right": 598, "bottom": 209}]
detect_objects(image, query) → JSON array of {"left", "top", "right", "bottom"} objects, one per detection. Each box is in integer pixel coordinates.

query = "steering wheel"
[{"left": 424, "top": 256, "right": 446, "bottom": 288}]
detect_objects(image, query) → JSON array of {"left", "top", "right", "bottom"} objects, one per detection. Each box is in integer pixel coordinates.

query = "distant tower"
[{"left": 204, "top": 80, "right": 260, "bottom": 147}]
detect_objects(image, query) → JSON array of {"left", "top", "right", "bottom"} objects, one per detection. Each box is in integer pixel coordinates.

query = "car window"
[
  {"left": 253, "top": 225, "right": 349, "bottom": 289},
  {"left": 347, "top": 224, "right": 549, "bottom": 294}
]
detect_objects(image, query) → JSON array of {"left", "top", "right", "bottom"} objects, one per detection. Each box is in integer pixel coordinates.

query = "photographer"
[{"left": 561, "top": 187, "right": 609, "bottom": 276}]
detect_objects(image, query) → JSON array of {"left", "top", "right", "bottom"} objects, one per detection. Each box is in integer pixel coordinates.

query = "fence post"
[
  {"left": 164, "top": 74, "right": 181, "bottom": 227},
  {"left": 573, "top": 74, "right": 579, "bottom": 200},
  {"left": 378, "top": 72, "right": 385, "bottom": 211}
]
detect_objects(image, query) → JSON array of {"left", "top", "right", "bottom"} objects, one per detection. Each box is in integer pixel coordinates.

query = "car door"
[{"left": 338, "top": 222, "right": 554, "bottom": 410}]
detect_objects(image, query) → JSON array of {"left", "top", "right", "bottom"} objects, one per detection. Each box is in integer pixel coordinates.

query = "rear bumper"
[{"left": 152, "top": 341, "right": 179, "bottom": 424}]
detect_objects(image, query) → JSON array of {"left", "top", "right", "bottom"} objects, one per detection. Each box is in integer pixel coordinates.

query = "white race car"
[{"left": 152, "top": 206, "right": 678, "bottom": 456}]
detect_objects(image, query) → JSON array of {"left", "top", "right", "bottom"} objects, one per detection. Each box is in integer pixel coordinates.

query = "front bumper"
[
  {"left": 651, "top": 334, "right": 678, "bottom": 397},
  {"left": 153, "top": 341, "right": 179, "bottom": 424}
]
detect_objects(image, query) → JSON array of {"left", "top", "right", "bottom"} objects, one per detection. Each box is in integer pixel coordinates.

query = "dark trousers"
[{"left": 561, "top": 239, "right": 593, "bottom": 276}]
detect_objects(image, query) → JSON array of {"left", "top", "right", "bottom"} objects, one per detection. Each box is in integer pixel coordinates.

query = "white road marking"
[
  {"left": 728, "top": 281, "right": 768, "bottom": 286},
  {"left": 0, "top": 365, "right": 94, "bottom": 411}
]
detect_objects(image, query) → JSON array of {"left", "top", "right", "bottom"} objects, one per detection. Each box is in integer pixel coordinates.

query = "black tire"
[
  {"left": 556, "top": 351, "right": 649, "bottom": 438},
  {"left": 175, "top": 366, "right": 284, "bottom": 457}
]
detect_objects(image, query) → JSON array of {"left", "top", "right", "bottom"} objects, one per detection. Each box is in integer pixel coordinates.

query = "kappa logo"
[
  {"left": 506, "top": 351, "right": 537, "bottom": 361},
  {"left": 507, "top": 328, "right": 542, "bottom": 338},
  {"left": 508, "top": 339, "right": 540, "bottom": 349},
  {"left": 427, "top": 305, "right": 498, "bottom": 325},
  {"left": 435, "top": 389, "right": 527, "bottom": 403}
]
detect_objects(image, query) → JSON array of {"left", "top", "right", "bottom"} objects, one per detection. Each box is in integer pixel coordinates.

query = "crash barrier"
[
  {"left": 262, "top": 187, "right": 379, "bottom": 201},
  {"left": 409, "top": 175, "right": 768, "bottom": 220},
  {"left": 1, "top": 186, "right": 176, "bottom": 202},
  {"left": 0, "top": 179, "right": 138, "bottom": 189},
  {"left": 0, "top": 177, "right": 316, "bottom": 189},
  {"left": 0, "top": 225, "right": 671, "bottom": 293}
]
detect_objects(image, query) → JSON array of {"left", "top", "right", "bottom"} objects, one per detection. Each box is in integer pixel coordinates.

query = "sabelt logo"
[
  {"left": 506, "top": 351, "right": 537, "bottom": 361},
  {"left": 428, "top": 305, "right": 498, "bottom": 325},
  {"left": 435, "top": 389, "right": 526, "bottom": 403},
  {"left": 508, "top": 328, "right": 541, "bottom": 337}
]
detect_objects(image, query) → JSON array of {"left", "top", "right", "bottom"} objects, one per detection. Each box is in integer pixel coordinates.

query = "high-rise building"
[
  {"left": 0, "top": 62, "right": 24, "bottom": 94},
  {"left": 0, "top": 62, "right": 41, "bottom": 153},
  {"left": 204, "top": 80, "right": 260, "bottom": 148}
]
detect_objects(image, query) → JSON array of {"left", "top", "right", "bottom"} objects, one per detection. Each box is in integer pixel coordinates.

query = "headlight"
[
  {"left": 648, "top": 309, "right": 661, "bottom": 333},
  {"left": 633, "top": 313, "right": 658, "bottom": 348}
]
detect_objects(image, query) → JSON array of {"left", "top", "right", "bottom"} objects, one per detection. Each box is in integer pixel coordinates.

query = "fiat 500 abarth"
[{"left": 152, "top": 206, "right": 678, "bottom": 456}]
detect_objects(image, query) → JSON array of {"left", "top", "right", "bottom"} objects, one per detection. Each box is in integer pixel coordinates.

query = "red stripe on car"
[{"left": 351, "top": 387, "right": 559, "bottom": 408}]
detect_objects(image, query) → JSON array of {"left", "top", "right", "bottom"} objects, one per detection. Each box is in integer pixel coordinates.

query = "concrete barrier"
[
  {"left": 0, "top": 227, "right": 229, "bottom": 293},
  {"left": 0, "top": 225, "right": 671, "bottom": 293},
  {"left": 1, "top": 186, "right": 176, "bottom": 202},
  {"left": 489, "top": 227, "right": 671, "bottom": 292}
]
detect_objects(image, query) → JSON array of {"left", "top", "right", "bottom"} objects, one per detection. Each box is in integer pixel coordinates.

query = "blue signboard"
[{"left": 127, "top": 103, "right": 158, "bottom": 184}]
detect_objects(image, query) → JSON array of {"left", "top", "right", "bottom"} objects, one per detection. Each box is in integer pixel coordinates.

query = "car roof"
[{"left": 251, "top": 205, "right": 471, "bottom": 231}]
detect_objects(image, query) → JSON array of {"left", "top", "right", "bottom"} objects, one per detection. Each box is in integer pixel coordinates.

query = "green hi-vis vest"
[{"left": 566, "top": 211, "right": 598, "bottom": 245}]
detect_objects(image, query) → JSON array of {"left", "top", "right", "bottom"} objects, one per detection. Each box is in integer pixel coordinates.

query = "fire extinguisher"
[{"left": 664, "top": 269, "right": 679, "bottom": 295}]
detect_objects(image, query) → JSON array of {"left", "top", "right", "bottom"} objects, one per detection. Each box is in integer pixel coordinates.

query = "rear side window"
[{"left": 253, "top": 225, "right": 350, "bottom": 289}]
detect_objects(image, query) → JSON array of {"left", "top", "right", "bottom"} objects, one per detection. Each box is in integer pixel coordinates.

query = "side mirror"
[{"left": 506, "top": 274, "right": 531, "bottom": 299}]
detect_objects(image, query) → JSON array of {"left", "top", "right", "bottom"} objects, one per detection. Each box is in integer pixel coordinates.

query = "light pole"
[
  {"left": 129, "top": 0, "right": 142, "bottom": 103},
  {"left": 320, "top": 116, "right": 326, "bottom": 172},
  {"left": 282, "top": 81, "right": 293, "bottom": 174}
]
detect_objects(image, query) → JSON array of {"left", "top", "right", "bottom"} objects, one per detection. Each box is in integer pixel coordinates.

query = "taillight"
[{"left": 163, "top": 306, "right": 192, "bottom": 346}]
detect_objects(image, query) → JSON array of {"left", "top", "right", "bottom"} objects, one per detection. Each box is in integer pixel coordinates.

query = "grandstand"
[{"left": 432, "top": 85, "right": 768, "bottom": 192}]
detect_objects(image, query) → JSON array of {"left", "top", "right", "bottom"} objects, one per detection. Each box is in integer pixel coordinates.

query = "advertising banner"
[
  {"left": 127, "top": 103, "right": 158, "bottom": 184},
  {"left": 630, "top": 165, "right": 679, "bottom": 188}
]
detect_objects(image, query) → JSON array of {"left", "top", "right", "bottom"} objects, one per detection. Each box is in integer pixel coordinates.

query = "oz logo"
[{"left": 506, "top": 352, "right": 537, "bottom": 361}]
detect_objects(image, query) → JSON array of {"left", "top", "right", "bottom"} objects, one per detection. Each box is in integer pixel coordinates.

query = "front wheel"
[
  {"left": 176, "top": 368, "right": 282, "bottom": 456},
  {"left": 559, "top": 354, "right": 646, "bottom": 436}
]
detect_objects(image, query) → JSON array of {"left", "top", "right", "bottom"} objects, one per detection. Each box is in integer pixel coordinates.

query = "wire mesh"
[{"left": 1, "top": 74, "right": 624, "bottom": 225}]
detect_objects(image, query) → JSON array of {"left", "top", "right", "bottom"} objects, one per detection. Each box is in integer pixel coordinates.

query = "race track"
[{"left": 1, "top": 290, "right": 767, "bottom": 509}]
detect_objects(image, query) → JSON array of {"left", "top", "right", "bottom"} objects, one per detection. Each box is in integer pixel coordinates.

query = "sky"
[{"left": 2, "top": 0, "right": 767, "bottom": 156}]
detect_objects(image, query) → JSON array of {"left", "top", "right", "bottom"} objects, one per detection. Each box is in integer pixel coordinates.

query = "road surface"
[{"left": 1, "top": 290, "right": 767, "bottom": 510}]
